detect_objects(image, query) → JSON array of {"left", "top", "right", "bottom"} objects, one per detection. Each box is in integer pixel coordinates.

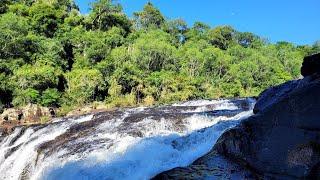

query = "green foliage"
[
  {"left": 12, "top": 64, "right": 60, "bottom": 91},
  {"left": 235, "top": 32, "right": 265, "bottom": 48},
  {"left": 13, "top": 88, "right": 40, "bottom": 106},
  {"left": 312, "top": 41, "right": 320, "bottom": 54},
  {"left": 87, "top": 0, "right": 131, "bottom": 32},
  {"left": 40, "top": 116, "right": 50, "bottom": 124},
  {"left": 41, "top": 88, "right": 61, "bottom": 107},
  {"left": 29, "top": 2, "right": 65, "bottom": 38},
  {"left": 0, "top": 0, "right": 315, "bottom": 112},
  {"left": 163, "top": 19, "right": 187, "bottom": 46},
  {"left": 0, "top": 0, "right": 11, "bottom": 14},
  {"left": 64, "top": 68, "right": 104, "bottom": 105},
  {"left": 185, "top": 22, "right": 210, "bottom": 41},
  {"left": 208, "top": 26, "right": 236, "bottom": 50},
  {"left": 132, "top": 30, "right": 178, "bottom": 71},
  {"left": 133, "top": 2, "right": 165, "bottom": 29},
  {"left": 0, "top": 72, "right": 13, "bottom": 106},
  {"left": 0, "top": 12, "right": 30, "bottom": 59}
]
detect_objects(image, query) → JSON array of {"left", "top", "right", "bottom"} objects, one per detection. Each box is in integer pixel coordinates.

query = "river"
[{"left": 0, "top": 98, "right": 255, "bottom": 180}]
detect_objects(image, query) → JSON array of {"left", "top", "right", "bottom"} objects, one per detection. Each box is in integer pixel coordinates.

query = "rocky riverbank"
[
  {"left": 0, "top": 102, "right": 114, "bottom": 136},
  {"left": 154, "top": 53, "right": 320, "bottom": 179},
  {"left": 0, "top": 104, "right": 56, "bottom": 135}
]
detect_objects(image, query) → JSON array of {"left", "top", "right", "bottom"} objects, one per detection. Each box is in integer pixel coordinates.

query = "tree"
[
  {"left": 96, "top": 46, "right": 129, "bottom": 80},
  {"left": 13, "top": 64, "right": 60, "bottom": 91},
  {"left": 35, "top": 38, "right": 69, "bottom": 70},
  {"left": 109, "top": 62, "right": 143, "bottom": 95},
  {"left": 184, "top": 21, "right": 210, "bottom": 41},
  {"left": 207, "top": 26, "right": 236, "bottom": 50},
  {"left": 275, "top": 42, "right": 303, "bottom": 78},
  {"left": 133, "top": 2, "right": 165, "bottom": 29},
  {"left": 132, "top": 30, "right": 178, "bottom": 72},
  {"left": 51, "top": 0, "right": 79, "bottom": 12},
  {"left": 68, "top": 27, "right": 125, "bottom": 69},
  {"left": 178, "top": 43, "right": 205, "bottom": 77},
  {"left": 163, "top": 19, "right": 188, "bottom": 46},
  {"left": 29, "top": 2, "right": 66, "bottom": 38},
  {"left": 235, "top": 32, "right": 264, "bottom": 48},
  {"left": 312, "top": 41, "right": 320, "bottom": 54},
  {"left": 202, "top": 47, "right": 231, "bottom": 79},
  {"left": 87, "top": 0, "right": 131, "bottom": 33},
  {"left": 0, "top": 13, "right": 31, "bottom": 60},
  {"left": 64, "top": 69, "right": 104, "bottom": 105}
]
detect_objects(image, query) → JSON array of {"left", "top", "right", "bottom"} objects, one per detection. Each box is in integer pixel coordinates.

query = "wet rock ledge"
[{"left": 154, "top": 53, "right": 320, "bottom": 179}]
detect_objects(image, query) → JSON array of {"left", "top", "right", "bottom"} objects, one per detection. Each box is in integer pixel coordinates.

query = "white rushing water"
[{"left": 0, "top": 98, "right": 255, "bottom": 180}]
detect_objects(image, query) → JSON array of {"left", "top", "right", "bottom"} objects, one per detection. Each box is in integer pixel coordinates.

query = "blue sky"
[{"left": 75, "top": 0, "right": 319, "bottom": 45}]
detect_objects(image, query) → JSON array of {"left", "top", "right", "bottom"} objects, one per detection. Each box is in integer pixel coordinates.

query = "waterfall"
[{"left": 0, "top": 98, "right": 255, "bottom": 180}]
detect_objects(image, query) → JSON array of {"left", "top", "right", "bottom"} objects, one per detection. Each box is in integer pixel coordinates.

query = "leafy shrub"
[
  {"left": 41, "top": 88, "right": 61, "bottom": 107},
  {"left": 13, "top": 88, "right": 40, "bottom": 106}
]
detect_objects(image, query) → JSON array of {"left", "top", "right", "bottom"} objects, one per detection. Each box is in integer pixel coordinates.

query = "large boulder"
[
  {"left": 0, "top": 104, "right": 56, "bottom": 125},
  {"left": 214, "top": 61, "right": 320, "bottom": 178},
  {"left": 253, "top": 74, "right": 318, "bottom": 114},
  {"left": 301, "top": 53, "right": 320, "bottom": 77},
  {"left": 153, "top": 151, "right": 256, "bottom": 179}
]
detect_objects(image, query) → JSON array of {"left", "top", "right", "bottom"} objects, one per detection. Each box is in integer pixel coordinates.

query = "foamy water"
[{"left": 0, "top": 98, "right": 255, "bottom": 180}]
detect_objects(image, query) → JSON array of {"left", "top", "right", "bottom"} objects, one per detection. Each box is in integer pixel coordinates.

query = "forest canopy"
[{"left": 0, "top": 0, "right": 319, "bottom": 112}]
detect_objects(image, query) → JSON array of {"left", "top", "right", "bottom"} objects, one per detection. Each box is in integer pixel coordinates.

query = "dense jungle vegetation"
[{"left": 0, "top": 0, "right": 319, "bottom": 113}]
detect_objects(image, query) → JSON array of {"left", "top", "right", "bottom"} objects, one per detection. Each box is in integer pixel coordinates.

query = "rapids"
[{"left": 0, "top": 98, "right": 255, "bottom": 180}]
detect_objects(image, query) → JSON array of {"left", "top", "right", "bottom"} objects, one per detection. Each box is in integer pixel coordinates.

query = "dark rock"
[
  {"left": 253, "top": 80, "right": 298, "bottom": 114},
  {"left": 301, "top": 53, "right": 320, "bottom": 77},
  {"left": 49, "top": 108, "right": 56, "bottom": 117},
  {"left": 253, "top": 74, "right": 319, "bottom": 114},
  {"left": 214, "top": 73, "right": 320, "bottom": 178},
  {"left": 152, "top": 151, "right": 256, "bottom": 180}
]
